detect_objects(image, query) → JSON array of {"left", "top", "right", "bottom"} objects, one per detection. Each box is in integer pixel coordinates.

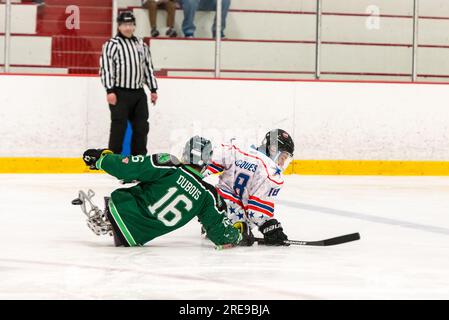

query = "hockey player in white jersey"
[{"left": 203, "top": 129, "right": 295, "bottom": 246}]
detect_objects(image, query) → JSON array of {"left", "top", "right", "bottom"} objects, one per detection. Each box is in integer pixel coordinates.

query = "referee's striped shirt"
[{"left": 100, "top": 33, "right": 158, "bottom": 93}]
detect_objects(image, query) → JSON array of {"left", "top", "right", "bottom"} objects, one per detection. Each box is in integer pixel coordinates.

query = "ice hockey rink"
[{"left": 1, "top": 173, "right": 448, "bottom": 300}]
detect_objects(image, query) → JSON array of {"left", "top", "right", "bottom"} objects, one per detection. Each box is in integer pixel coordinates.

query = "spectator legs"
[
  {"left": 146, "top": 0, "right": 159, "bottom": 30},
  {"left": 166, "top": 0, "right": 177, "bottom": 29},
  {"left": 181, "top": 0, "right": 230, "bottom": 37},
  {"left": 198, "top": 0, "right": 231, "bottom": 37},
  {"left": 181, "top": 0, "right": 201, "bottom": 37}
]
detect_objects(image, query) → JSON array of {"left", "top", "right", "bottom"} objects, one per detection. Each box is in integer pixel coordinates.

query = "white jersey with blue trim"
[{"left": 204, "top": 143, "right": 284, "bottom": 226}]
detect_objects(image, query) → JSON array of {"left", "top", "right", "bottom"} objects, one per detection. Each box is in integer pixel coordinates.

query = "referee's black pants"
[{"left": 108, "top": 88, "right": 149, "bottom": 156}]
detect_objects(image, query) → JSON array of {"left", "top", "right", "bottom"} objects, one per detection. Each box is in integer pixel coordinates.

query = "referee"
[{"left": 100, "top": 11, "right": 158, "bottom": 156}]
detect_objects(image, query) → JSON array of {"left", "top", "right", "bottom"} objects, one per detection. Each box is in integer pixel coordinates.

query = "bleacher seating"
[
  {"left": 0, "top": 0, "right": 448, "bottom": 81},
  {"left": 0, "top": 0, "right": 111, "bottom": 74},
  {"left": 0, "top": 35, "right": 51, "bottom": 64},
  {"left": 126, "top": 0, "right": 449, "bottom": 82},
  {"left": 0, "top": 2, "right": 57, "bottom": 73},
  {"left": 0, "top": 3, "right": 37, "bottom": 33}
]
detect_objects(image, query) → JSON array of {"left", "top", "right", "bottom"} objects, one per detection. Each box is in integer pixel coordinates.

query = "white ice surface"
[{"left": 1, "top": 174, "right": 449, "bottom": 300}]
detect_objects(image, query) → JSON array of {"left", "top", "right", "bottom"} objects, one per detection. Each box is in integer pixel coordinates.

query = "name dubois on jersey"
[
  {"left": 177, "top": 175, "right": 202, "bottom": 200},
  {"left": 235, "top": 160, "right": 258, "bottom": 172}
]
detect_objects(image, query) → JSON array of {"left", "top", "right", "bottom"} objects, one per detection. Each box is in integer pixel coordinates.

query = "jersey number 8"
[{"left": 234, "top": 173, "right": 250, "bottom": 199}]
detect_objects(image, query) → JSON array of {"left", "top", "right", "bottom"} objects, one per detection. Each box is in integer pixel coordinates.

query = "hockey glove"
[
  {"left": 233, "top": 221, "right": 255, "bottom": 246},
  {"left": 259, "top": 219, "right": 289, "bottom": 246},
  {"left": 83, "top": 149, "right": 113, "bottom": 170}
]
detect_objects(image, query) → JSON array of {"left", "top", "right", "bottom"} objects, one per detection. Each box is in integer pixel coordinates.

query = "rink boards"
[
  {"left": 1, "top": 74, "right": 449, "bottom": 175},
  {"left": 2, "top": 158, "right": 449, "bottom": 176}
]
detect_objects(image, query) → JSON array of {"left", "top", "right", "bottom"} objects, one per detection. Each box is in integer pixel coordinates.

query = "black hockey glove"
[
  {"left": 83, "top": 149, "right": 113, "bottom": 170},
  {"left": 259, "top": 219, "right": 289, "bottom": 246},
  {"left": 233, "top": 221, "right": 255, "bottom": 246}
]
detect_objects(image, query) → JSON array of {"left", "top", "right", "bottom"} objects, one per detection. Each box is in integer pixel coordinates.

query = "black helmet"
[
  {"left": 182, "top": 136, "right": 213, "bottom": 169},
  {"left": 260, "top": 129, "right": 295, "bottom": 159},
  {"left": 117, "top": 11, "right": 136, "bottom": 25}
]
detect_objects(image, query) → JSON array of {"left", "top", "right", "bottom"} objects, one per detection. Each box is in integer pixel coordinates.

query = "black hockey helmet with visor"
[{"left": 260, "top": 129, "right": 294, "bottom": 171}]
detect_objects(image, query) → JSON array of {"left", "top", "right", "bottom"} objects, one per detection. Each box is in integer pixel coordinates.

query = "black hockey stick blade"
[{"left": 256, "top": 232, "right": 360, "bottom": 246}]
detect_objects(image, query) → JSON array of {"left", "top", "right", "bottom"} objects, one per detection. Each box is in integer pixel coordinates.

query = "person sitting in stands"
[
  {"left": 142, "top": 0, "right": 178, "bottom": 38},
  {"left": 180, "top": 0, "right": 230, "bottom": 38}
]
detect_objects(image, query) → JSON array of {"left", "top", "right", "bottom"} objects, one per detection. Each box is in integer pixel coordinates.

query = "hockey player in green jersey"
[{"left": 76, "top": 136, "right": 242, "bottom": 249}]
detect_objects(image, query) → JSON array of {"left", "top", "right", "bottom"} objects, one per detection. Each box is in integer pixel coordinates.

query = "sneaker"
[
  {"left": 151, "top": 28, "right": 160, "bottom": 38},
  {"left": 213, "top": 35, "right": 226, "bottom": 39},
  {"left": 184, "top": 33, "right": 194, "bottom": 38},
  {"left": 166, "top": 28, "right": 177, "bottom": 38},
  {"left": 212, "top": 31, "right": 226, "bottom": 39},
  {"left": 33, "top": 0, "right": 45, "bottom": 6}
]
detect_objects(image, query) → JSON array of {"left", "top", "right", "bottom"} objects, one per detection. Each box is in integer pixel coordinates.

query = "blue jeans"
[{"left": 181, "top": 0, "right": 231, "bottom": 37}]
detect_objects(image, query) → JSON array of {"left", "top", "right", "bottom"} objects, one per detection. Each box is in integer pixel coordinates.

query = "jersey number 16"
[{"left": 148, "top": 187, "right": 192, "bottom": 227}]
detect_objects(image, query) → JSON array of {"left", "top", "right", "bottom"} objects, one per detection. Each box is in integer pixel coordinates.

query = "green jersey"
[{"left": 96, "top": 153, "right": 241, "bottom": 247}]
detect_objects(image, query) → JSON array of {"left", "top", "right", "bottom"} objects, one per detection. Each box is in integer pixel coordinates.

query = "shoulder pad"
[{"left": 152, "top": 153, "right": 181, "bottom": 167}]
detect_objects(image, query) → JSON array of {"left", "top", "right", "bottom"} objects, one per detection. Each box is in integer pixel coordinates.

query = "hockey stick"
[{"left": 255, "top": 232, "right": 360, "bottom": 246}]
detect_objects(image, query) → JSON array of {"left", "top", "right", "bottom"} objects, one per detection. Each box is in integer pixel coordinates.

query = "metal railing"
[
  {"left": 0, "top": 0, "right": 442, "bottom": 82},
  {"left": 3, "top": 0, "right": 11, "bottom": 73},
  {"left": 315, "top": 0, "right": 322, "bottom": 80},
  {"left": 412, "top": 0, "right": 419, "bottom": 82},
  {"left": 214, "top": 0, "right": 222, "bottom": 78},
  {"left": 112, "top": 0, "right": 118, "bottom": 37}
]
